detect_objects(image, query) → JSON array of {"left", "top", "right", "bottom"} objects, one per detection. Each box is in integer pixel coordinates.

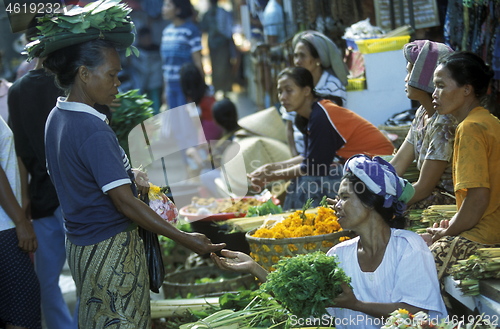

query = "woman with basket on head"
[
  {"left": 248, "top": 66, "right": 394, "bottom": 211},
  {"left": 425, "top": 51, "right": 500, "bottom": 282},
  {"left": 213, "top": 154, "right": 447, "bottom": 327},
  {"left": 390, "top": 40, "right": 457, "bottom": 209},
  {"left": 27, "top": 2, "right": 225, "bottom": 328}
]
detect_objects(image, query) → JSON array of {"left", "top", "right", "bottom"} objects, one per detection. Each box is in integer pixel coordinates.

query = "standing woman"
[
  {"left": 200, "top": 0, "right": 236, "bottom": 96},
  {"left": 390, "top": 40, "right": 456, "bottom": 209},
  {"left": 283, "top": 30, "right": 349, "bottom": 156},
  {"left": 427, "top": 51, "right": 500, "bottom": 280},
  {"left": 248, "top": 67, "right": 394, "bottom": 210},
  {"left": 28, "top": 3, "right": 224, "bottom": 328},
  {"left": 161, "top": 0, "right": 203, "bottom": 109}
]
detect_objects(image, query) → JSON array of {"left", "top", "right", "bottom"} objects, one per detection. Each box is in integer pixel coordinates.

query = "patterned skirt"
[{"left": 66, "top": 229, "right": 150, "bottom": 329}]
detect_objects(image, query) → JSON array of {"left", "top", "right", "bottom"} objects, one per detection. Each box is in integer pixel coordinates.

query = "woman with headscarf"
[
  {"left": 26, "top": 2, "right": 224, "bottom": 327},
  {"left": 212, "top": 154, "right": 447, "bottom": 328},
  {"left": 248, "top": 67, "right": 394, "bottom": 210},
  {"left": 390, "top": 40, "right": 456, "bottom": 209},
  {"left": 283, "top": 30, "right": 350, "bottom": 156}
]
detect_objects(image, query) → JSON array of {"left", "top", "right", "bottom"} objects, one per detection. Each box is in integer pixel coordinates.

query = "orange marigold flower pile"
[{"left": 251, "top": 206, "right": 343, "bottom": 239}]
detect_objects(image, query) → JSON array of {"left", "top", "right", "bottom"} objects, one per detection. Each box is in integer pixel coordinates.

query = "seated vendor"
[
  {"left": 425, "top": 52, "right": 500, "bottom": 282},
  {"left": 213, "top": 154, "right": 447, "bottom": 328},
  {"left": 248, "top": 67, "right": 394, "bottom": 210}
]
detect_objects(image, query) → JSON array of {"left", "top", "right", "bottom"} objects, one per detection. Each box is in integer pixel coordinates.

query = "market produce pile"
[
  {"left": 407, "top": 205, "right": 456, "bottom": 233},
  {"left": 251, "top": 202, "right": 344, "bottom": 240},
  {"left": 245, "top": 199, "right": 283, "bottom": 217},
  {"left": 184, "top": 197, "right": 265, "bottom": 215},
  {"left": 450, "top": 248, "right": 500, "bottom": 295},
  {"left": 180, "top": 251, "right": 351, "bottom": 328},
  {"left": 262, "top": 251, "right": 350, "bottom": 318},
  {"left": 382, "top": 309, "right": 455, "bottom": 329}
]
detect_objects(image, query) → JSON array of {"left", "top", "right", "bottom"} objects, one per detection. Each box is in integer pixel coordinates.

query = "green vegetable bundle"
[
  {"left": 261, "top": 251, "right": 351, "bottom": 318},
  {"left": 245, "top": 199, "right": 283, "bottom": 217},
  {"left": 110, "top": 89, "right": 154, "bottom": 158},
  {"left": 26, "top": 0, "right": 137, "bottom": 60},
  {"left": 450, "top": 248, "right": 500, "bottom": 295},
  {"left": 180, "top": 292, "right": 290, "bottom": 329}
]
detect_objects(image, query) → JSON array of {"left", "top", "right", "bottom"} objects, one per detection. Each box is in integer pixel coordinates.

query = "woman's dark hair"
[
  {"left": 277, "top": 67, "right": 318, "bottom": 98},
  {"left": 277, "top": 66, "right": 343, "bottom": 106},
  {"left": 180, "top": 62, "right": 206, "bottom": 105},
  {"left": 438, "top": 51, "right": 494, "bottom": 103},
  {"left": 295, "top": 38, "right": 320, "bottom": 60},
  {"left": 212, "top": 98, "right": 239, "bottom": 133},
  {"left": 172, "top": 0, "right": 193, "bottom": 19},
  {"left": 344, "top": 172, "right": 407, "bottom": 229},
  {"left": 43, "top": 39, "right": 116, "bottom": 92}
]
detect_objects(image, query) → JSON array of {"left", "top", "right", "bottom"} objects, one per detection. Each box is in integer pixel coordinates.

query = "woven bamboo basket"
[
  {"left": 162, "top": 266, "right": 256, "bottom": 299},
  {"left": 245, "top": 229, "right": 356, "bottom": 271}
]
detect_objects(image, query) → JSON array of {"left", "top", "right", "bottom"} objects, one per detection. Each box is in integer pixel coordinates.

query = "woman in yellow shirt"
[{"left": 426, "top": 51, "right": 500, "bottom": 280}]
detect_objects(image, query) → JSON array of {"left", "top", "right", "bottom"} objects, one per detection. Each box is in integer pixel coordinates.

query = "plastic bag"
[{"left": 139, "top": 194, "right": 165, "bottom": 293}]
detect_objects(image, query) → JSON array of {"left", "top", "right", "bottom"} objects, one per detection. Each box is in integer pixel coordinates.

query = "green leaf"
[
  {"left": 131, "top": 45, "right": 140, "bottom": 57},
  {"left": 58, "top": 15, "right": 84, "bottom": 24},
  {"left": 89, "top": 12, "right": 106, "bottom": 26},
  {"left": 70, "top": 22, "right": 89, "bottom": 34}
]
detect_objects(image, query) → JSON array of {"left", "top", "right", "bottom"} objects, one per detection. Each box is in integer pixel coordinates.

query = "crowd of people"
[{"left": 0, "top": 0, "right": 499, "bottom": 328}]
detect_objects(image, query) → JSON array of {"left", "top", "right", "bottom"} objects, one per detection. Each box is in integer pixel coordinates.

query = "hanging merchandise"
[{"left": 444, "top": 0, "right": 500, "bottom": 117}]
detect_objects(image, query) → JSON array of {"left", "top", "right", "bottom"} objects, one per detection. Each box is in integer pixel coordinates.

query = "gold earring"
[{"left": 316, "top": 62, "right": 320, "bottom": 66}]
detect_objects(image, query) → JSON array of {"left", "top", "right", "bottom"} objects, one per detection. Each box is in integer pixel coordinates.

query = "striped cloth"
[
  {"left": 344, "top": 154, "right": 414, "bottom": 215},
  {"left": 403, "top": 40, "right": 454, "bottom": 93}
]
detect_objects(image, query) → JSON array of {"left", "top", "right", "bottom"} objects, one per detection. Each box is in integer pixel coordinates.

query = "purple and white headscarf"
[
  {"left": 403, "top": 40, "right": 453, "bottom": 94},
  {"left": 344, "top": 154, "right": 415, "bottom": 216}
]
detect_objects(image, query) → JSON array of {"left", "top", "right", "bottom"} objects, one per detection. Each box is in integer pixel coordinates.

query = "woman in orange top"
[{"left": 248, "top": 67, "right": 394, "bottom": 210}]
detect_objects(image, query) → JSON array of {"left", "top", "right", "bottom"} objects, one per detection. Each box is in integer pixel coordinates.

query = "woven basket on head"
[{"left": 245, "top": 229, "right": 356, "bottom": 272}]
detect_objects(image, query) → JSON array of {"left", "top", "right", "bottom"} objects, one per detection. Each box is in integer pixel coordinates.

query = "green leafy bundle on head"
[
  {"left": 26, "top": 0, "right": 138, "bottom": 60},
  {"left": 261, "top": 251, "right": 351, "bottom": 318}
]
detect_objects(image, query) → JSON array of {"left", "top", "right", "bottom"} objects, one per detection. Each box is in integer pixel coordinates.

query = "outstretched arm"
[
  {"left": 108, "top": 185, "right": 225, "bottom": 255},
  {"left": 211, "top": 249, "right": 269, "bottom": 283}
]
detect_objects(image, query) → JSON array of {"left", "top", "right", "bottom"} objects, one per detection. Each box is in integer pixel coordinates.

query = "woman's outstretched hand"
[{"left": 211, "top": 249, "right": 256, "bottom": 273}]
